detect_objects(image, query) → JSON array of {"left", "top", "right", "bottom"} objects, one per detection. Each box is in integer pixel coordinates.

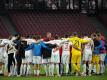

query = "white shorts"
[
  {"left": 21, "top": 58, "right": 26, "bottom": 64},
  {"left": 33, "top": 56, "right": 42, "bottom": 64},
  {"left": 61, "top": 51, "right": 70, "bottom": 64},
  {"left": 0, "top": 53, "right": 3, "bottom": 63},
  {"left": 83, "top": 50, "right": 92, "bottom": 61},
  {"left": 42, "top": 58, "right": 51, "bottom": 64},
  {"left": 0, "top": 52, "right": 8, "bottom": 63},
  {"left": 25, "top": 50, "right": 33, "bottom": 63},
  {"left": 100, "top": 54, "right": 106, "bottom": 61},
  {"left": 51, "top": 50, "right": 60, "bottom": 63},
  {"left": 0, "top": 57, "right": 3, "bottom": 63}
]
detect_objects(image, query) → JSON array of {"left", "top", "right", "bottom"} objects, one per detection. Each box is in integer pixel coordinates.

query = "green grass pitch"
[{"left": 0, "top": 65, "right": 107, "bottom": 80}]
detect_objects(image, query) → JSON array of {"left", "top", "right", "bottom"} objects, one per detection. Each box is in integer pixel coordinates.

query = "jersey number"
[{"left": 74, "top": 40, "right": 79, "bottom": 47}]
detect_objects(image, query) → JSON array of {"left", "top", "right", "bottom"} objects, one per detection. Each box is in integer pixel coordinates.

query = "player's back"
[
  {"left": 69, "top": 36, "right": 89, "bottom": 54},
  {"left": 62, "top": 41, "right": 71, "bottom": 51},
  {"left": 83, "top": 37, "right": 93, "bottom": 51},
  {"left": 69, "top": 37, "right": 82, "bottom": 50}
]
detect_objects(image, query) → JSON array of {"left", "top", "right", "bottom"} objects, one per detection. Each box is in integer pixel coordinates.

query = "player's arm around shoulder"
[
  {"left": 68, "top": 37, "right": 73, "bottom": 41},
  {"left": 90, "top": 38, "right": 94, "bottom": 51},
  {"left": 41, "top": 41, "right": 51, "bottom": 50},
  {"left": 81, "top": 38, "right": 91, "bottom": 44},
  {"left": 25, "top": 42, "right": 34, "bottom": 51}
]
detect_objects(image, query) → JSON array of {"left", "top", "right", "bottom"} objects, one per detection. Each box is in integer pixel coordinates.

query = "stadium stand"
[
  {"left": 98, "top": 12, "right": 107, "bottom": 27},
  {"left": 0, "top": 16, "right": 10, "bottom": 38},
  {"left": 9, "top": 10, "right": 97, "bottom": 37}
]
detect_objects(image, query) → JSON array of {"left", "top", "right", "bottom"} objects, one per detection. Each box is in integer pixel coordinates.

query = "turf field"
[{"left": 0, "top": 65, "right": 107, "bottom": 80}]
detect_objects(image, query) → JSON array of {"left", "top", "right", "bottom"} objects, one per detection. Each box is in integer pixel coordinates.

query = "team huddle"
[{"left": 0, "top": 32, "right": 107, "bottom": 77}]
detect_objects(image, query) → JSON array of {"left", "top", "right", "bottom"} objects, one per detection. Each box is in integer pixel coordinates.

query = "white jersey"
[
  {"left": 52, "top": 48, "right": 59, "bottom": 54},
  {"left": 0, "top": 40, "right": 5, "bottom": 60},
  {"left": 1, "top": 39, "right": 11, "bottom": 44},
  {"left": 83, "top": 37, "right": 93, "bottom": 61},
  {"left": 61, "top": 41, "right": 71, "bottom": 64},
  {"left": 0, "top": 40, "right": 5, "bottom": 54},
  {"left": 0, "top": 39, "right": 9, "bottom": 63},
  {"left": 24, "top": 38, "right": 35, "bottom": 54},
  {"left": 23, "top": 39, "right": 34, "bottom": 63},
  {"left": 51, "top": 48, "right": 60, "bottom": 63},
  {"left": 83, "top": 37, "right": 94, "bottom": 51},
  {"left": 62, "top": 41, "right": 71, "bottom": 51},
  {"left": 0, "top": 39, "right": 10, "bottom": 53}
]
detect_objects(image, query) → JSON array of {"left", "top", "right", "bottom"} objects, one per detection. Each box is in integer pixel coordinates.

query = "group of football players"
[{"left": 0, "top": 32, "right": 107, "bottom": 77}]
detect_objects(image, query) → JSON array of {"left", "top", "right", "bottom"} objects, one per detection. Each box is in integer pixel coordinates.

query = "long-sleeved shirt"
[
  {"left": 69, "top": 37, "right": 89, "bottom": 54},
  {"left": 100, "top": 40, "right": 106, "bottom": 53},
  {"left": 42, "top": 37, "right": 54, "bottom": 59},
  {"left": 93, "top": 39, "right": 102, "bottom": 54},
  {"left": 14, "top": 39, "right": 28, "bottom": 58},
  {"left": 25, "top": 41, "right": 51, "bottom": 56}
]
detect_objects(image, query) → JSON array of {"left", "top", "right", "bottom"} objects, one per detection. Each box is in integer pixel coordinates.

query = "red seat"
[{"left": 9, "top": 11, "right": 97, "bottom": 37}]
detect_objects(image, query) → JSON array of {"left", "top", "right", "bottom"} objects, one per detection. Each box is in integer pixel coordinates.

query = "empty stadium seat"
[
  {"left": 0, "top": 17, "right": 10, "bottom": 38},
  {"left": 9, "top": 11, "right": 97, "bottom": 37}
]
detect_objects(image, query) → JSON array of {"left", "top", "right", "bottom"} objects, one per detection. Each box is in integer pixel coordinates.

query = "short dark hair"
[
  {"left": 54, "top": 35, "right": 59, "bottom": 39},
  {"left": 83, "top": 33, "right": 88, "bottom": 36},
  {"left": 72, "top": 32, "right": 78, "bottom": 36},
  {"left": 93, "top": 34, "right": 96, "bottom": 37},
  {"left": 14, "top": 34, "right": 20, "bottom": 37},
  {"left": 33, "top": 35, "right": 41, "bottom": 40},
  {"left": 64, "top": 34, "right": 69, "bottom": 38}
]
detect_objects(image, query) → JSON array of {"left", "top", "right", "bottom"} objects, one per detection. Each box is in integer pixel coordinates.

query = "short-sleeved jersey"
[
  {"left": 69, "top": 37, "right": 89, "bottom": 54},
  {"left": 83, "top": 37, "right": 94, "bottom": 51},
  {"left": 0, "top": 39, "right": 12, "bottom": 54},
  {"left": 62, "top": 41, "right": 71, "bottom": 51},
  {"left": 0, "top": 39, "right": 5, "bottom": 54}
]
